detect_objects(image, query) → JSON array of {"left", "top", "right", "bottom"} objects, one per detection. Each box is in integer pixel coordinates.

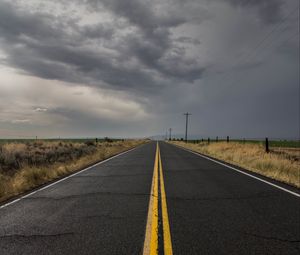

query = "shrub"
[
  {"left": 0, "top": 139, "right": 147, "bottom": 202},
  {"left": 104, "top": 137, "right": 113, "bottom": 143},
  {"left": 84, "top": 140, "right": 95, "bottom": 146}
]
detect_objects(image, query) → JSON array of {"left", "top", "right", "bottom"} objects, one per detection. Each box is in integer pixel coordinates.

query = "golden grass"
[
  {"left": 170, "top": 141, "right": 300, "bottom": 188},
  {"left": 0, "top": 140, "right": 147, "bottom": 203}
]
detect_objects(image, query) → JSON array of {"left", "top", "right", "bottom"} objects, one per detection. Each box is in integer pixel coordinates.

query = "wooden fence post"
[{"left": 265, "top": 137, "right": 269, "bottom": 153}]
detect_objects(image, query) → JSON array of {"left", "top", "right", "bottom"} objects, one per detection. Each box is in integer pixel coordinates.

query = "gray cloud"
[
  {"left": 80, "top": 23, "right": 115, "bottom": 39},
  {"left": 175, "top": 36, "right": 201, "bottom": 45},
  {"left": 86, "top": 0, "right": 187, "bottom": 30},
  {"left": 224, "top": 0, "right": 284, "bottom": 24},
  {"left": 11, "top": 119, "right": 31, "bottom": 124},
  {"left": 0, "top": 0, "right": 298, "bottom": 139},
  {"left": 34, "top": 107, "right": 48, "bottom": 112},
  {"left": 0, "top": 0, "right": 206, "bottom": 96}
]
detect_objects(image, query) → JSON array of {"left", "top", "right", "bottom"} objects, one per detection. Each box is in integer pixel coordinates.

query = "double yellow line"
[{"left": 143, "top": 142, "right": 173, "bottom": 255}]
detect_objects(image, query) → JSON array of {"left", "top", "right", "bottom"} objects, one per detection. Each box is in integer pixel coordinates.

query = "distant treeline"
[{"left": 0, "top": 137, "right": 125, "bottom": 144}]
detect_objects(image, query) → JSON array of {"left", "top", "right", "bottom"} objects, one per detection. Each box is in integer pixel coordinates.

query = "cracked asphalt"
[
  {"left": 159, "top": 142, "right": 300, "bottom": 255},
  {"left": 0, "top": 141, "right": 299, "bottom": 254}
]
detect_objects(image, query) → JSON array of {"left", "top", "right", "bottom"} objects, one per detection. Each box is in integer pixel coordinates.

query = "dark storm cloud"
[
  {"left": 0, "top": 1, "right": 63, "bottom": 41},
  {"left": 85, "top": 0, "right": 206, "bottom": 80},
  {"left": 80, "top": 24, "right": 115, "bottom": 39},
  {"left": 175, "top": 36, "right": 201, "bottom": 45},
  {"left": 0, "top": 0, "right": 298, "bottom": 139},
  {"left": 224, "top": 0, "right": 283, "bottom": 24},
  {"left": 86, "top": 0, "right": 186, "bottom": 30},
  {"left": 0, "top": 0, "right": 206, "bottom": 95},
  {"left": 2, "top": 38, "right": 158, "bottom": 93}
]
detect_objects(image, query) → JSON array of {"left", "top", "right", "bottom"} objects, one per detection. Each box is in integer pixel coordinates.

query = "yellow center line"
[
  {"left": 158, "top": 145, "right": 173, "bottom": 255},
  {"left": 143, "top": 143, "right": 159, "bottom": 255},
  {"left": 143, "top": 142, "right": 173, "bottom": 255}
]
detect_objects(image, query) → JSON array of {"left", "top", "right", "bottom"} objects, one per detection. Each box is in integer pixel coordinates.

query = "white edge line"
[
  {"left": 0, "top": 144, "right": 144, "bottom": 209},
  {"left": 170, "top": 143, "right": 300, "bottom": 198}
]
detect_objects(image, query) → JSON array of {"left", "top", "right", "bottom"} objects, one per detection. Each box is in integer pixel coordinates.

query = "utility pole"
[
  {"left": 169, "top": 128, "right": 172, "bottom": 140},
  {"left": 184, "top": 112, "right": 191, "bottom": 143}
]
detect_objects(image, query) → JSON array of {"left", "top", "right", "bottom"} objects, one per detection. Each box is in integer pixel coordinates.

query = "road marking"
[
  {"left": 171, "top": 143, "right": 300, "bottom": 198},
  {"left": 0, "top": 144, "right": 146, "bottom": 209},
  {"left": 143, "top": 142, "right": 173, "bottom": 255},
  {"left": 158, "top": 145, "right": 173, "bottom": 255},
  {"left": 143, "top": 143, "right": 159, "bottom": 255}
]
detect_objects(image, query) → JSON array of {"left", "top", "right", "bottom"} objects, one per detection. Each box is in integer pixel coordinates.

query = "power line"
[
  {"left": 227, "top": 30, "right": 299, "bottom": 91},
  {"left": 234, "top": 8, "right": 297, "bottom": 64},
  {"left": 216, "top": 8, "right": 298, "bottom": 85},
  {"left": 253, "top": 29, "right": 298, "bottom": 62},
  {"left": 227, "top": 8, "right": 298, "bottom": 88}
]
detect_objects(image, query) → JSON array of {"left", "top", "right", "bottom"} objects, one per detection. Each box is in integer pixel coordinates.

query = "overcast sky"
[{"left": 0, "top": 0, "right": 299, "bottom": 139}]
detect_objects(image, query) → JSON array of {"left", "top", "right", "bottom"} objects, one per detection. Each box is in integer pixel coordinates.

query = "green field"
[
  {"left": 231, "top": 140, "right": 300, "bottom": 148},
  {"left": 185, "top": 139, "right": 300, "bottom": 148}
]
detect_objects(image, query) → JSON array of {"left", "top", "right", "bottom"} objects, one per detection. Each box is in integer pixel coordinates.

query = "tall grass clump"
[
  {"left": 0, "top": 140, "right": 147, "bottom": 202},
  {"left": 170, "top": 141, "right": 300, "bottom": 188}
]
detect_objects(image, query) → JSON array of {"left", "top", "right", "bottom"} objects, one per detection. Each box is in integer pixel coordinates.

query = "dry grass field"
[
  {"left": 0, "top": 139, "right": 147, "bottom": 203},
  {"left": 170, "top": 141, "right": 300, "bottom": 188}
]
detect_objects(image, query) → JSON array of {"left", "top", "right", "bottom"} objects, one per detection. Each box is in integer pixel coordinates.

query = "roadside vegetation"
[
  {"left": 0, "top": 139, "right": 147, "bottom": 203},
  {"left": 170, "top": 141, "right": 300, "bottom": 188}
]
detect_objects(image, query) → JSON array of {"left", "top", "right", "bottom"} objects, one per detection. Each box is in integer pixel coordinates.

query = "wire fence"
[{"left": 168, "top": 136, "right": 300, "bottom": 151}]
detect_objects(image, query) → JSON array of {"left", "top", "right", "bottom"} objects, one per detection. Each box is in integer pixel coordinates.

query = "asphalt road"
[
  {"left": 0, "top": 141, "right": 299, "bottom": 254},
  {"left": 159, "top": 142, "right": 300, "bottom": 255}
]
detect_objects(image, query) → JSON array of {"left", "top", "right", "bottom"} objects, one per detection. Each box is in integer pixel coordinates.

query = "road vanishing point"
[{"left": 0, "top": 141, "right": 299, "bottom": 254}]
